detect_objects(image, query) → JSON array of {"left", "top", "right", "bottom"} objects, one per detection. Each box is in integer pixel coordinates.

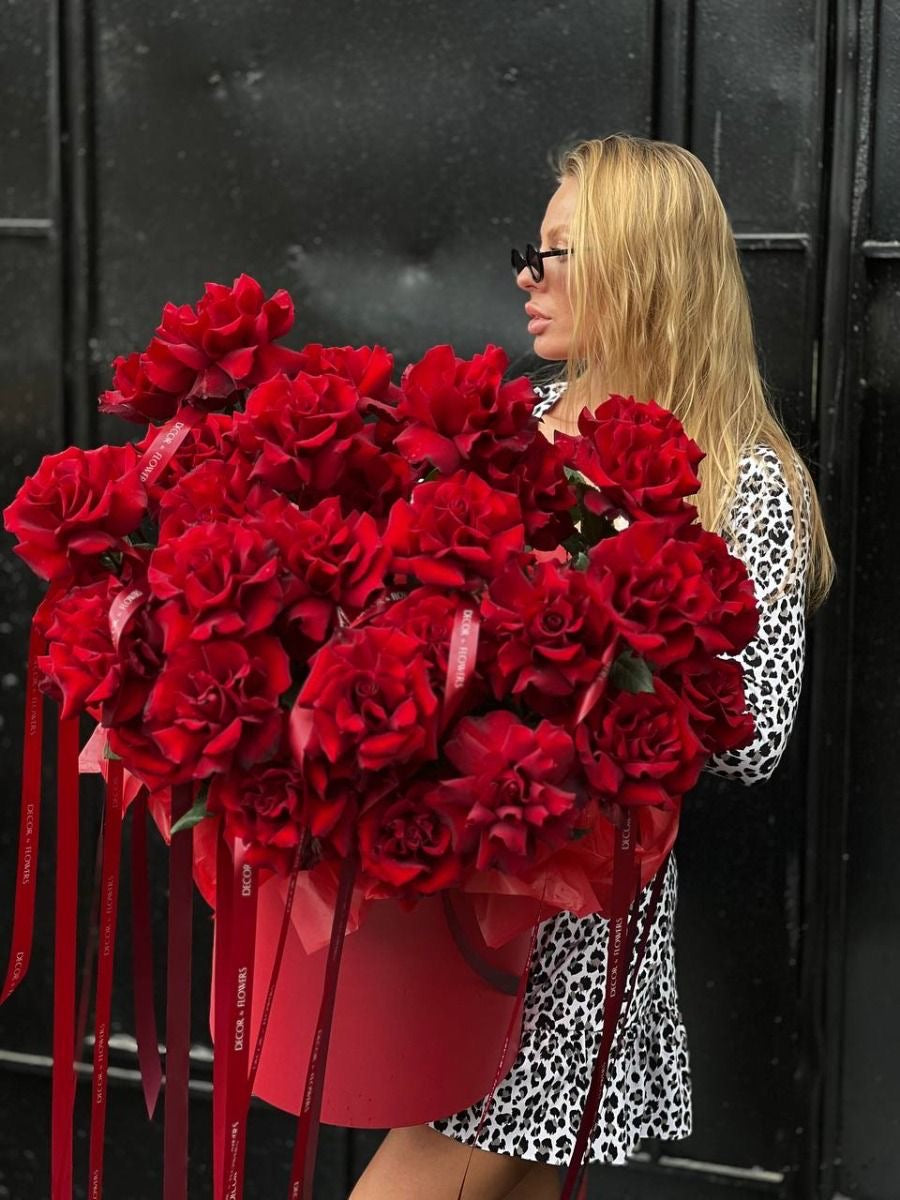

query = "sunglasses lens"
[
  {"left": 511, "top": 248, "right": 527, "bottom": 273},
  {"left": 525, "top": 244, "right": 543, "bottom": 282}
]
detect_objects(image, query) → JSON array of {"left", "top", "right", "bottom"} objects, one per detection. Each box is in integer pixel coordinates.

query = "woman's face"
[{"left": 515, "top": 174, "right": 577, "bottom": 360}]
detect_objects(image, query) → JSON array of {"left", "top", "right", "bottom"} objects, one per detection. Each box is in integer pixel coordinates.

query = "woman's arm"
[{"left": 705, "top": 445, "right": 812, "bottom": 785}]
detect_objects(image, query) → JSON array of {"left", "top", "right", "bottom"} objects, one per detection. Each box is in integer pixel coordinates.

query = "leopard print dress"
[{"left": 428, "top": 382, "right": 812, "bottom": 1165}]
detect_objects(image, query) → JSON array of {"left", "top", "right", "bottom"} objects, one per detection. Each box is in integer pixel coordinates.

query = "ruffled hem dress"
[{"left": 428, "top": 381, "right": 811, "bottom": 1165}]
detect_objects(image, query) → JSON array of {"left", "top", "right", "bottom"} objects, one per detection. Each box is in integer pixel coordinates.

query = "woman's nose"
[{"left": 516, "top": 267, "right": 537, "bottom": 292}]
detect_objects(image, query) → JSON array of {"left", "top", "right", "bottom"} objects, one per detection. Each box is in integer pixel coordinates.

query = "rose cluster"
[{"left": 3, "top": 273, "right": 758, "bottom": 903}]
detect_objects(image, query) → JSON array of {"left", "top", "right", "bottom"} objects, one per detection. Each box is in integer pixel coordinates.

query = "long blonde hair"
[{"left": 548, "top": 135, "right": 833, "bottom": 610}]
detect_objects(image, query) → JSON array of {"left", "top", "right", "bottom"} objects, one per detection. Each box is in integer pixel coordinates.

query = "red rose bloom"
[
  {"left": 256, "top": 492, "right": 391, "bottom": 619},
  {"left": 147, "top": 519, "right": 284, "bottom": 651},
  {"left": 3, "top": 443, "right": 147, "bottom": 583},
  {"left": 434, "top": 711, "right": 579, "bottom": 873},
  {"left": 208, "top": 756, "right": 309, "bottom": 873},
  {"left": 142, "top": 273, "right": 302, "bottom": 407},
  {"left": 510, "top": 432, "right": 577, "bottom": 550},
  {"left": 37, "top": 579, "right": 119, "bottom": 720},
  {"left": 585, "top": 519, "right": 757, "bottom": 666},
  {"left": 575, "top": 678, "right": 706, "bottom": 809},
  {"left": 358, "top": 778, "right": 468, "bottom": 899},
  {"left": 333, "top": 432, "right": 415, "bottom": 518},
  {"left": 480, "top": 559, "right": 613, "bottom": 712},
  {"left": 37, "top": 577, "right": 164, "bottom": 725},
  {"left": 236, "top": 370, "right": 363, "bottom": 496},
  {"left": 156, "top": 457, "right": 278, "bottom": 540},
  {"left": 555, "top": 394, "right": 704, "bottom": 524},
  {"left": 294, "top": 343, "right": 401, "bottom": 409},
  {"left": 99, "top": 352, "right": 179, "bottom": 423},
  {"left": 293, "top": 626, "right": 440, "bottom": 773},
  {"left": 386, "top": 470, "right": 525, "bottom": 589},
  {"left": 662, "top": 654, "right": 755, "bottom": 754},
  {"left": 108, "top": 634, "right": 291, "bottom": 787},
  {"left": 394, "top": 344, "right": 536, "bottom": 475},
  {"left": 368, "top": 587, "right": 459, "bottom": 677},
  {"left": 135, "top": 411, "right": 245, "bottom": 512}
]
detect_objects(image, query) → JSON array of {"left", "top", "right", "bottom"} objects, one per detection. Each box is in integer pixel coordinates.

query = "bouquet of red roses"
[{"left": 1, "top": 273, "right": 757, "bottom": 1200}]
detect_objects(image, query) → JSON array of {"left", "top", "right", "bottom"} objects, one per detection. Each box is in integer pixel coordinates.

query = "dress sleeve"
[{"left": 704, "top": 445, "right": 812, "bottom": 785}]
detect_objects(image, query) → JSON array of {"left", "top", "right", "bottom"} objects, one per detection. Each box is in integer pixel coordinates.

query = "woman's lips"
[{"left": 528, "top": 316, "right": 551, "bottom": 334}]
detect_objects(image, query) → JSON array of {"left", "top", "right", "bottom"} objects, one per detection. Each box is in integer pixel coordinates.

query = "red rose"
[
  {"left": 368, "top": 587, "right": 460, "bottom": 677},
  {"left": 3, "top": 443, "right": 147, "bottom": 583},
  {"left": 108, "top": 634, "right": 291, "bottom": 787},
  {"left": 300, "top": 762, "right": 371, "bottom": 858},
  {"left": 235, "top": 371, "right": 363, "bottom": 496},
  {"left": 332, "top": 432, "right": 415, "bottom": 518},
  {"left": 135, "top": 411, "right": 245, "bottom": 511},
  {"left": 156, "top": 458, "right": 278, "bottom": 540},
  {"left": 509, "top": 432, "right": 577, "bottom": 550},
  {"left": 575, "top": 678, "right": 706, "bottom": 809},
  {"left": 433, "top": 711, "right": 579, "bottom": 873},
  {"left": 662, "top": 654, "right": 755, "bottom": 754},
  {"left": 37, "top": 579, "right": 119, "bottom": 720},
  {"left": 254, "top": 494, "right": 389, "bottom": 622},
  {"left": 555, "top": 394, "right": 704, "bottom": 524},
  {"left": 293, "top": 626, "right": 440, "bottom": 773},
  {"left": 394, "top": 344, "right": 536, "bottom": 475},
  {"left": 147, "top": 519, "right": 284, "bottom": 652},
  {"left": 99, "top": 352, "right": 179, "bottom": 423},
  {"left": 681, "top": 525, "right": 759, "bottom": 655},
  {"left": 480, "top": 559, "right": 613, "bottom": 712},
  {"left": 585, "top": 519, "right": 757, "bottom": 666},
  {"left": 294, "top": 343, "right": 401, "bottom": 409},
  {"left": 385, "top": 470, "right": 525, "bottom": 589},
  {"left": 358, "top": 778, "right": 468, "bottom": 899},
  {"left": 37, "top": 578, "right": 164, "bottom": 724},
  {"left": 142, "top": 274, "right": 302, "bottom": 407},
  {"left": 208, "top": 756, "right": 309, "bottom": 873}
]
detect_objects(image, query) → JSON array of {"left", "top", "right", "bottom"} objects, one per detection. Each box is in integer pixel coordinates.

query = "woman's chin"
[{"left": 531, "top": 333, "right": 569, "bottom": 361}]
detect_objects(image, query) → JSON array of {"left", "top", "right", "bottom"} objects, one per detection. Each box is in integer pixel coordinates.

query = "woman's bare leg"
[
  {"left": 348, "top": 1124, "right": 559, "bottom": 1200},
  {"left": 502, "top": 1163, "right": 562, "bottom": 1200}
]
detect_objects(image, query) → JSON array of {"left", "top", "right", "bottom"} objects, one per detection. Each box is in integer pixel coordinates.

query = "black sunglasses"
[{"left": 510, "top": 243, "right": 570, "bottom": 282}]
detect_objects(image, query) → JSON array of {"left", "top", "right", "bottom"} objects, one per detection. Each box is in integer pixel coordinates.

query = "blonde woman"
[{"left": 350, "top": 135, "right": 833, "bottom": 1200}]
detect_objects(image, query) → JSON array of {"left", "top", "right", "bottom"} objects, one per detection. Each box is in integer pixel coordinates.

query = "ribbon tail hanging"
[
  {"left": 86, "top": 757, "right": 125, "bottom": 1200},
  {"left": 51, "top": 715, "right": 81, "bottom": 1200},
  {"left": 163, "top": 783, "right": 195, "bottom": 1200},
  {"left": 286, "top": 851, "right": 358, "bottom": 1200}
]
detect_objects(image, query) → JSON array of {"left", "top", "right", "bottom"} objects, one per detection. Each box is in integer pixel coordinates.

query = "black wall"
[{"left": 0, "top": 2, "right": 896, "bottom": 1198}]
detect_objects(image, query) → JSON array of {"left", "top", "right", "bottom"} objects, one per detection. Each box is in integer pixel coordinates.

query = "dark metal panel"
[
  {"left": 739, "top": 249, "right": 816, "bottom": 446},
  {"left": 691, "top": 0, "right": 823, "bottom": 231},
  {"left": 836, "top": 263, "right": 900, "bottom": 1197},
  {"left": 869, "top": 0, "right": 900, "bottom": 239},
  {"left": 0, "top": 1, "right": 52, "bottom": 218}
]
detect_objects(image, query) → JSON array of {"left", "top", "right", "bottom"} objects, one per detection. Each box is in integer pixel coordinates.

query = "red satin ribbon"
[
  {"left": 245, "top": 844, "right": 305, "bottom": 1105},
  {"left": 220, "top": 839, "right": 259, "bottom": 1200},
  {"left": 213, "top": 831, "right": 232, "bottom": 1200},
  {"left": 108, "top": 585, "right": 147, "bottom": 651},
  {"left": 164, "top": 784, "right": 195, "bottom": 1200},
  {"left": 559, "top": 810, "right": 642, "bottom": 1200},
  {"left": 286, "top": 852, "right": 359, "bottom": 1200},
  {"left": 453, "top": 880, "right": 549, "bottom": 1200},
  {"left": 87, "top": 757, "right": 124, "bottom": 1200},
  {"left": 0, "top": 614, "right": 48, "bottom": 1004},
  {"left": 441, "top": 596, "right": 480, "bottom": 734},
  {"left": 51, "top": 715, "right": 81, "bottom": 1200},
  {"left": 135, "top": 404, "right": 205, "bottom": 487},
  {"left": 130, "top": 788, "right": 163, "bottom": 1119}
]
